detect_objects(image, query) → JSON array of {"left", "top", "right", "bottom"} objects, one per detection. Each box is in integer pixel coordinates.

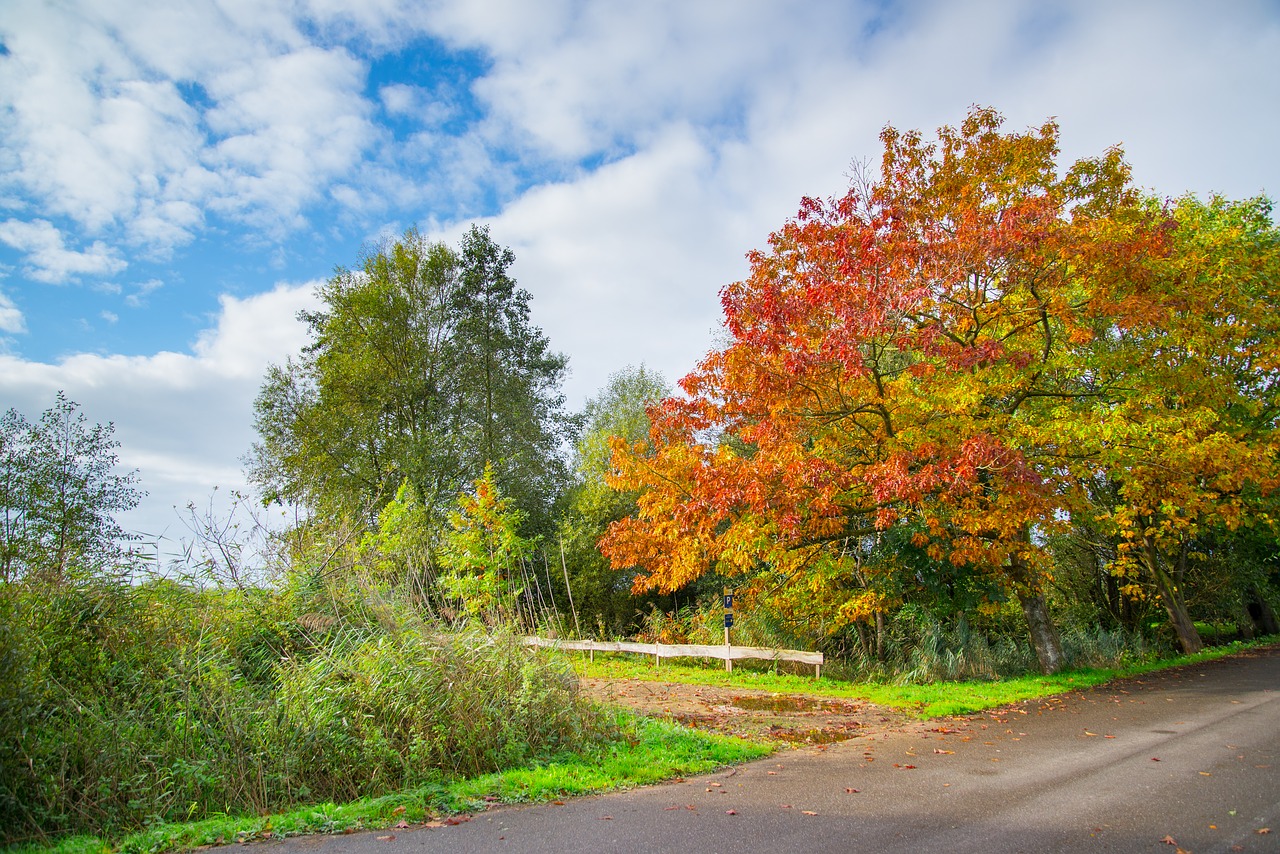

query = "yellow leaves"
[
  {"left": 835, "top": 591, "right": 893, "bottom": 626},
  {"left": 604, "top": 110, "right": 1280, "bottom": 631}
]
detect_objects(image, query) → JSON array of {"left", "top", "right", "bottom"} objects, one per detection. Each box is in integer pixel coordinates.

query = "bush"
[{"left": 0, "top": 578, "right": 606, "bottom": 845}]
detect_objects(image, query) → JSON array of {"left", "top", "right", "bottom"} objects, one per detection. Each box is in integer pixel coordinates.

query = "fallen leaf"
[
  {"left": 845, "top": 788, "right": 859, "bottom": 793},
  {"left": 1199, "top": 772, "right": 1212, "bottom": 777},
  {"left": 1084, "top": 731, "right": 1098, "bottom": 737},
  {"left": 392, "top": 806, "right": 406, "bottom": 816},
  {"left": 394, "top": 820, "right": 409, "bottom": 829},
  {"left": 1160, "top": 835, "right": 1177, "bottom": 845},
  {"left": 552, "top": 800, "right": 566, "bottom": 806},
  {"left": 376, "top": 835, "right": 395, "bottom": 842},
  {"left": 599, "top": 816, "right": 613, "bottom": 821},
  {"left": 664, "top": 806, "right": 679, "bottom": 811},
  {"left": 726, "top": 809, "right": 737, "bottom": 815},
  {"left": 1152, "top": 757, "right": 1161, "bottom": 762},
  {"left": 781, "top": 804, "right": 792, "bottom": 809},
  {"left": 767, "top": 771, "right": 777, "bottom": 776},
  {"left": 934, "top": 749, "right": 954, "bottom": 754},
  {"left": 1259, "top": 828, "right": 1272, "bottom": 834},
  {"left": 424, "top": 820, "right": 445, "bottom": 828},
  {"left": 802, "top": 810, "right": 818, "bottom": 816}
]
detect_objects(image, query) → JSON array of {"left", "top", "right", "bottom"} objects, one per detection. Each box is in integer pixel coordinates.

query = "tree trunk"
[
  {"left": 1008, "top": 531, "right": 1065, "bottom": 674},
  {"left": 875, "top": 610, "right": 886, "bottom": 662},
  {"left": 1018, "top": 591, "right": 1065, "bottom": 674},
  {"left": 1246, "top": 586, "right": 1279, "bottom": 636},
  {"left": 1142, "top": 537, "right": 1203, "bottom": 654}
]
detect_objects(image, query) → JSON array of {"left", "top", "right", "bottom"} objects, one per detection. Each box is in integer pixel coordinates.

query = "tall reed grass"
[{"left": 0, "top": 577, "right": 608, "bottom": 846}]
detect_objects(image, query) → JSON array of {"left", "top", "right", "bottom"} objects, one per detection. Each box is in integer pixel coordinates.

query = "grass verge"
[
  {"left": 21, "top": 638, "right": 1276, "bottom": 853},
  {"left": 570, "top": 636, "right": 1280, "bottom": 718},
  {"left": 16, "top": 712, "right": 770, "bottom": 854}
]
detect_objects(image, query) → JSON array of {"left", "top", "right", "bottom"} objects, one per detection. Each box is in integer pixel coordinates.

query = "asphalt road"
[{"left": 276, "top": 645, "right": 1280, "bottom": 854}]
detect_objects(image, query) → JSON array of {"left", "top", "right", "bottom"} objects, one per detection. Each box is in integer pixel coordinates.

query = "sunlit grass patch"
[
  {"left": 571, "top": 636, "right": 1279, "bottom": 718},
  {"left": 15, "top": 712, "right": 769, "bottom": 854}
]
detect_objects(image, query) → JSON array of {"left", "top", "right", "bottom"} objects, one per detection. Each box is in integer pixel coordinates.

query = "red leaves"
[{"left": 603, "top": 106, "right": 1177, "bottom": 615}]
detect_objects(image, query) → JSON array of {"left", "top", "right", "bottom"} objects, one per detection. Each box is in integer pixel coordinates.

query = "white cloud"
[
  {"left": 0, "top": 280, "right": 320, "bottom": 546},
  {"left": 1, "top": 0, "right": 1278, "bottom": 555},
  {"left": 0, "top": 0, "right": 384, "bottom": 257},
  {"left": 437, "top": 0, "right": 1280, "bottom": 414},
  {"left": 425, "top": 0, "right": 884, "bottom": 159},
  {"left": 0, "top": 290, "right": 24, "bottom": 333},
  {"left": 125, "top": 278, "right": 165, "bottom": 308},
  {"left": 203, "top": 45, "right": 376, "bottom": 230},
  {"left": 379, "top": 83, "right": 418, "bottom": 116},
  {"left": 0, "top": 219, "right": 127, "bottom": 282}
]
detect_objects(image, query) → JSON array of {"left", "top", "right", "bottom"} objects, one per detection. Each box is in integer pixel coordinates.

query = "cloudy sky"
[{"left": 1, "top": 0, "right": 1277, "bottom": 553}]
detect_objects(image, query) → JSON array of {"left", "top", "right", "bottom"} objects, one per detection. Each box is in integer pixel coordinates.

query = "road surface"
[{"left": 275, "top": 645, "right": 1279, "bottom": 853}]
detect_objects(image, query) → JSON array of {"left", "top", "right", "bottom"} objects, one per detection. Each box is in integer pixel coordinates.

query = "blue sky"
[{"left": 1, "top": 0, "right": 1278, "bottom": 555}]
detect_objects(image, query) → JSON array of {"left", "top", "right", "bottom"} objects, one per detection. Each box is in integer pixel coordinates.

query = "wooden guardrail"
[{"left": 522, "top": 636, "right": 823, "bottom": 678}]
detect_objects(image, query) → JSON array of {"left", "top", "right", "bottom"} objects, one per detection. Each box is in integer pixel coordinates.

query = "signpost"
[{"left": 723, "top": 590, "right": 733, "bottom": 672}]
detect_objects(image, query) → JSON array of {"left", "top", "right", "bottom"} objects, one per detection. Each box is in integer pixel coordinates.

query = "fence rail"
[{"left": 522, "top": 636, "right": 823, "bottom": 677}]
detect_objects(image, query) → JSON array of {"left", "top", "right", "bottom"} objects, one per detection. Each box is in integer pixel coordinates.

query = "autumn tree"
[
  {"left": 1074, "top": 195, "right": 1280, "bottom": 652},
  {"left": 603, "top": 108, "right": 1165, "bottom": 673},
  {"left": 439, "top": 465, "right": 537, "bottom": 623}
]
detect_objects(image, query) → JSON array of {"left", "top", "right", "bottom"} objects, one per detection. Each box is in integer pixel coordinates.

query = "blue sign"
[
  {"left": 724, "top": 613, "right": 734, "bottom": 628},
  {"left": 723, "top": 593, "right": 733, "bottom": 609}
]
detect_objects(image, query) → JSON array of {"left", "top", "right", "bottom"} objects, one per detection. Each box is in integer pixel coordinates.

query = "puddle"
[{"left": 730, "top": 695, "right": 849, "bottom": 713}]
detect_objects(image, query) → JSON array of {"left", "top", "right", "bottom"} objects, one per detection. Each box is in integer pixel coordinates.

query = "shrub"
[{"left": 0, "top": 579, "right": 606, "bottom": 845}]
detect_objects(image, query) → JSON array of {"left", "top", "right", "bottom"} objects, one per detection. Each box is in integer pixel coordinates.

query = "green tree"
[
  {"left": 449, "top": 226, "right": 573, "bottom": 534},
  {"left": 557, "top": 365, "right": 671, "bottom": 633},
  {"left": 0, "top": 392, "right": 143, "bottom": 583},
  {"left": 250, "top": 226, "right": 572, "bottom": 542},
  {"left": 251, "top": 230, "right": 460, "bottom": 522}
]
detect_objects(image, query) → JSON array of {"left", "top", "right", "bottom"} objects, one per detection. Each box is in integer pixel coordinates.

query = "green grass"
[
  {"left": 14, "top": 712, "right": 770, "bottom": 854},
  {"left": 20, "top": 637, "right": 1276, "bottom": 853},
  {"left": 571, "top": 636, "right": 1280, "bottom": 718}
]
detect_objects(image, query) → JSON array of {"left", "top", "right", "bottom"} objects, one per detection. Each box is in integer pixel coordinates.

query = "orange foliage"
[{"left": 600, "top": 108, "right": 1277, "bottom": 636}]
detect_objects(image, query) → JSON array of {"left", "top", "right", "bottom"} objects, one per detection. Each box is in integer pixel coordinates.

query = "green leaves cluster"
[
  {"left": 250, "top": 225, "right": 572, "bottom": 539},
  {"left": 0, "top": 393, "right": 143, "bottom": 584}
]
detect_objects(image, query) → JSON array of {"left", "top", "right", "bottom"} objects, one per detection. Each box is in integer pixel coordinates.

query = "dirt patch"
[{"left": 580, "top": 677, "right": 909, "bottom": 744}]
